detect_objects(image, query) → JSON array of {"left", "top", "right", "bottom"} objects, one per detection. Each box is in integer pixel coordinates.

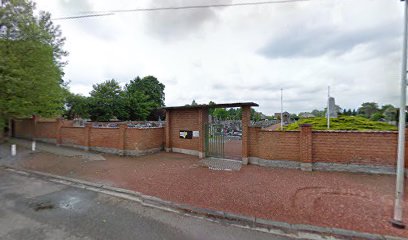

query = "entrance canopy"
[{"left": 162, "top": 102, "right": 258, "bottom": 110}]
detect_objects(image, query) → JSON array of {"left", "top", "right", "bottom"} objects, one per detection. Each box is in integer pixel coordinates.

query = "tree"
[
  {"left": 129, "top": 76, "right": 165, "bottom": 108},
  {"left": 358, "top": 102, "right": 380, "bottom": 119},
  {"left": 120, "top": 79, "right": 156, "bottom": 121},
  {"left": 63, "top": 92, "right": 90, "bottom": 120},
  {"left": 191, "top": 100, "right": 198, "bottom": 106},
  {"left": 381, "top": 104, "right": 397, "bottom": 122},
  {"left": 213, "top": 108, "right": 228, "bottom": 120},
  {"left": 0, "top": 0, "right": 67, "bottom": 129},
  {"left": 311, "top": 109, "right": 324, "bottom": 117},
  {"left": 88, "top": 80, "right": 123, "bottom": 121}
]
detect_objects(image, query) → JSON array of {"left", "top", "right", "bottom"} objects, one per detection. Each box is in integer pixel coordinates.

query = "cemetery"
[{"left": 9, "top": 102, "right": 408, "bottom": 175}]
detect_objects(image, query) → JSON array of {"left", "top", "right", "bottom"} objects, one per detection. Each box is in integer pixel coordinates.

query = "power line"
[{"left": 52, "top": 0, "right": 310, "bottom": 20}]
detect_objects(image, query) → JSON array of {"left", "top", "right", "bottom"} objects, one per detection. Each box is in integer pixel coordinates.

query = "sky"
[{"left": 34, "top": 0, "right": 405, "bottom": 115}]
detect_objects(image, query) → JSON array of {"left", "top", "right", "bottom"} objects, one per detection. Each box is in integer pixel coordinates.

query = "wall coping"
[
  {"left": 250, "top": 126, "right": 398, "bottom": 134},
  {"left": 312, "top": 130, "right": 398, "bottom": 133}
]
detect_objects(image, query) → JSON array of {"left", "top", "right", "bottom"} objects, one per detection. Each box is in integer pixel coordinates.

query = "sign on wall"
[
  {"left": 180, "top": 130, "right": 193, "bottom": 139},
  {"left": 193, "top": 131, "right": 199, "bottom": 138}
]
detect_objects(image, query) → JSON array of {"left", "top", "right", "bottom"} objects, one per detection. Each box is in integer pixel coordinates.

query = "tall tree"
[
  {"left": 63, "top": 92, "right": 90, "bottom": 120},
  {"left": 358, "top": 102, "right": 380, "bottom": 119},
  {"left": 130, "top": 76, "right": 165, "bottom": 108},
  {"left": 120, "top": 79, "right": 155, "bottom": 121},
  {"left": 0, "top": 0, "right": 67, "bottom": 129},
  {"left": 88, "top": 80, "right": 123, "bottom": 121}
]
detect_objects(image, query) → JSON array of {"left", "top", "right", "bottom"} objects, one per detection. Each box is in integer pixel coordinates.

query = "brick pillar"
[
  {"left": 119, "top": 124, "right": 127, "bottom": 156},
  {"left": 241, "top": 106, "right": 251, "bottom": 165},
  {"left": 198, "top": 108, "right": 208, "bottom": 159},
  {"left": 299, "top": 124, "right": 313, "bottom": 171},
  {"left": 32, "top": 115, "right": 38, "bottom": 140},
  {"left": 165, "top": 110, "right": 171, "bottom": 152},
  {"left": 56, "top": 118, "right": 63, "bottom": 146},
  {"left": 83, "top": 123, "right": 91, "bottom": 151}
]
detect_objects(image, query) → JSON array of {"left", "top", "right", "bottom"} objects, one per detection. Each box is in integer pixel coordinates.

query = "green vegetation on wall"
[{"left": 285, "top": 116, "right": 397, "bottom": 131}]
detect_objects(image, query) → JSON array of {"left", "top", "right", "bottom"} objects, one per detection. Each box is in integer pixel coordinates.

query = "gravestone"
[{"left": 328, "top": 97, "right": 337, "bottom": 118}]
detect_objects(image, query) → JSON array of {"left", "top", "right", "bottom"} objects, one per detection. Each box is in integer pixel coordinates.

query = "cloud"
[
  {"left": 259, "top": 22, "right": 400, "bottom": 58},
  {"left": 143, "top": 0, "right": 231, "bottom": 40},
  {"left": 34, "top": 0, "right": 405, "bottom": 115}
]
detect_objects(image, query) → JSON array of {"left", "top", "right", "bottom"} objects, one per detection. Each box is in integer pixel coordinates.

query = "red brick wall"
[
  {"left": 36, "top": 121, "right": 57, "bottom": 139},
  {"left": 249, "top": 127, "right": 407, "bottom": 168},
  {"left": 60, "top": 127, "right": 85, "bottom": 146},
  {"left": 13, "top": 119, "right": 34, "bottom": 139},
  {"left": 90, "top": 128, "right": 121, "bottom": 149},
  {"left": 249, "top": 127, "right": 300, "bottom": 161},
  {"left": 125, "top": 128, "right": 164, "bottom": 151},
  {"left": 312, "top": 131, "right": 401, "bottom": 166},
  {"left": 169, "top": 109, "right": 201, "bottom": 151}
]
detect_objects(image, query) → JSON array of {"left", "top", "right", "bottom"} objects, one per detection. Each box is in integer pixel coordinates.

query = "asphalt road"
[{"left": 0, "top": 169, "right": 291, "bottom": 240}]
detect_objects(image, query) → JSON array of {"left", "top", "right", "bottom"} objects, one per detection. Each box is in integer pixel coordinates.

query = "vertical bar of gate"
[
  {"left": 210, "top": 125, "right": 213, "bottom": 156},
  {"left": 222, "top": 127, "right": 225, "bottom": 158}
]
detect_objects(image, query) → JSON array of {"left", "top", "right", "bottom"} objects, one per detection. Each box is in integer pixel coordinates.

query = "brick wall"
[
  {"left": 168, "top": 109, "right": 201, "bottom": 152},
  {"left": 125, "top": 128, "right": 164, "bottom": 151},
  {"left": 13, "top": 119, "right": 35, "bottom": 139},
  {"left": 12, "top": 117, "right": 164, "bottom": 156},
  {"left": 36, "top": 121, "right": 57, "bottom": 140},
  {"left": 312, "top": 131, "right": 401, "bottom": 166},
  {"left": 249, "top": 126, "right": 408, "bottom": 168},
  {"left": 90, "top": 128, "right": 121, "bottom": 149},
  {"left": 249, "top": 127, "right": 300, "bottom": 161},
  {"left": 60, "top": 127, "right": 85, "bottom": 146}
]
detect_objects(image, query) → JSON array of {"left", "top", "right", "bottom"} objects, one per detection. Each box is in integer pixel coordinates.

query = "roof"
[{"left": 162, "top": 102, "right": 259, "bottom": 110}]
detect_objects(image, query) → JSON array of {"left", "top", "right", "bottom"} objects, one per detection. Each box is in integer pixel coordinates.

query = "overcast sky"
[{"left": 34, "top": 0, "right": 405, "bottom": 115}]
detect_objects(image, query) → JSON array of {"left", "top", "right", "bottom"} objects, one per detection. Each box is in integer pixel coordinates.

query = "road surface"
[{"left": 0, "top": 168, "right": 291, "bottom": 240}]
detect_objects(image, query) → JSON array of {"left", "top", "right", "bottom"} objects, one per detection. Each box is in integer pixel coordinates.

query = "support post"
[
  {"left": 198, "top": 108, "right": 208, "bottom": 159},
  {"left": 32, "top": 115, "right": 38, "bottom": 140},
  {"left": 83, "top": 124, "right": 91, "bottom": 151},
  {"left": 165, "top": 110, "right": 171, "bottom": 152},
  {"left": 392, "top": 0, "right": 408, "bottom": 229},
  {"left": 299, "top": 124, "right": 313, "bottom": 171},
  {"left": 241, "top": 106, "right": 251, "bottom": 164},
  {"left": 119, "top": 124, "right": 127, "bottom": 156},
  {"left": 55, "top": 118, "right": 63, "bottom": 146}
]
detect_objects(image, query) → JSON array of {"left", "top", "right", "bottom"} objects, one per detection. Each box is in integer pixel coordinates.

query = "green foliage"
[
  {"left": 311, "top": 109, "right": 324, "bottom": 117},
  {"left": 129, "top": 76, "right": 165, "bottom": 108},
  {"left": 285, "top": 116, "right": 397, "bottom": 131},
  {"left": 120, "top": 78, "right": 157, "bottom": 121},
  {"left": 70, "top": 76, "right": 165, "bottom": 121},
  {"left": 213, "top": 108, "right": 229, "bottom": 120},
  {"left": 63, "top": 92, "right": 89, "bottom": 119},
  {"left": 88, "top": 79, "right": 122, "bottom": 121},
  {"left": 358, "top": 102, "right": 380, "bottom": 118},
  {"left": 0, "top": 0, "right": 67, "bottom": 128}
]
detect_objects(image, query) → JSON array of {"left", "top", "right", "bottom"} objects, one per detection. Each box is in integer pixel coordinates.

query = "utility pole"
[
  {"left": 391, "top": 0, "right": 408, "bottom": 229},
  {"left": 327, "top": 86, "right": 330, "bottom": 129},
  {"left": 280, "top": 88, "right": 283, "bottom": 130}
]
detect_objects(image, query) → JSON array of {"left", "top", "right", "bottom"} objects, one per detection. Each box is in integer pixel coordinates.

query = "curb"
[{"left": 1, "top": 165, "right": 405, "bottom": 240}]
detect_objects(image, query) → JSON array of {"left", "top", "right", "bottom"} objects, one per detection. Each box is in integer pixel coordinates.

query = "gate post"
[
  {"left": 165, "top": 110, "right": 171, "bottom": 152},
  {"left": 198, "top": 108, "right": 208, "bottom": 159},
  {"left": 241, "top": 106, "right": 251, "bottom": 164}
]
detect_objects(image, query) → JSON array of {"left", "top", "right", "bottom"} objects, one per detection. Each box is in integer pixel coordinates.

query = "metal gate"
[{"left": 205, "top": 124, "right": 225, "bottom": 158}]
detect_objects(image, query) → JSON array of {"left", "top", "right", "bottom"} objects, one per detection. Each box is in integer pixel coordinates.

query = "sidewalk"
[{"left": 1, "top": 139, "right": 407, "bottom": 238}]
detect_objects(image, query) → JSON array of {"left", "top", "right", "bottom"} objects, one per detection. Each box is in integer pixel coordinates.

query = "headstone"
[{"left": 328, "top": 97, "right": 337, "bottom": 118}]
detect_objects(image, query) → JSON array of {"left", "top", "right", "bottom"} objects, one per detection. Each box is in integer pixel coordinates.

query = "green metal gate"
[{"left": 205, "top": 124, "right": 225, "bottom": 158}]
